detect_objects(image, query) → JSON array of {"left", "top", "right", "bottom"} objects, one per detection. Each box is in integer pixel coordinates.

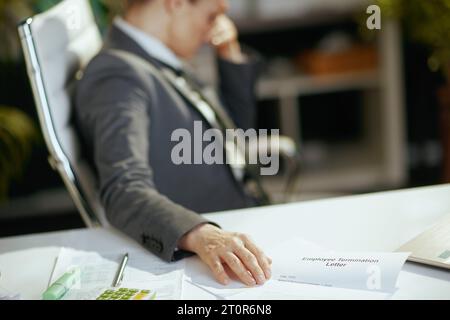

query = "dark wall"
[{"left": 403, "top": 42, "right": 446, "bottom": 187}]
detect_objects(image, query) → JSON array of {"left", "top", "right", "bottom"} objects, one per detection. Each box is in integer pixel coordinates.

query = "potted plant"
[
  {"left": 0, "top": 1, "right": 37, "bottom": 201},
  {"left": 376, "top": 0, "right": 450, "bottom": 181},
  {"left": 0, "top": 106, "right": 38, "bottom": 200}
]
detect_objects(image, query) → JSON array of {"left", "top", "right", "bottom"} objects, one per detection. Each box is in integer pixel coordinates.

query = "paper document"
[
  {"left": 49, "top": 248, "right": 184, "bottom": 300},
  {"left": 186, "top": 237, "right": 409, "bottom": 299},
  {"left": 273, "top": 251, "right": 409, "bottom": 292},
  {"left": 1, "top": 268, "right": 20, "bottom": 300},
  {"left": 269, "top": 238, "right": 410, "bottom": 293},
  {"left": 0, "top": 288, "right": 21, "bottom": 300},
  {"left": 229, "top": 279, "right": 391, "bottom": 300},
  {"left": 185, "top": 257, "right": 249, "bottom": 299}
]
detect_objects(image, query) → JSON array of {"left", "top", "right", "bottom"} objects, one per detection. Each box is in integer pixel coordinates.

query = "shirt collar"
[{"left": 113, "top": 17, "right": 183, "bottom": 70}]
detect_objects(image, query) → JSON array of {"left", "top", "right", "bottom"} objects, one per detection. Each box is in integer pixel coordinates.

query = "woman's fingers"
[
  {"left": 202, "top": 254, "right": 230, "bottom": 285},
  {"left": 240, "top": 234, "right": 272, "bottom": 279},
  {"left": 221, "top": 252, "right": 257, "bottom": 287},
  {"left": 233, "top": 245, "right": 267, "bottom": 285}
]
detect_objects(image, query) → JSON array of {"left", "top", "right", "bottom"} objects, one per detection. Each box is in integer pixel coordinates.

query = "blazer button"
[{"left": 147, "top": 239, "right": 162, "bottom": 253}]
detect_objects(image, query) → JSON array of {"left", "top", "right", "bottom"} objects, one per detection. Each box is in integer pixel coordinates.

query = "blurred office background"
[{"left": 0, "top": 0, "right": 449, "bottom": 236}]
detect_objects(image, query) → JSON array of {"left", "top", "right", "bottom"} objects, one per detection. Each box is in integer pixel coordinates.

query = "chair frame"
[{"left": 18, "top": 18, "right": 101, "bottom": 228}]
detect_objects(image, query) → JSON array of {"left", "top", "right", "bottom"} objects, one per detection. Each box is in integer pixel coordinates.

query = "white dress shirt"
[{"left": 114, "top": 17, "right": 183, "bottom": 70}]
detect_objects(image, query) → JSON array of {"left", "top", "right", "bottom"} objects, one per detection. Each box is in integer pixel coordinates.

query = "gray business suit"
[{"left": 75, "top": 25, "right": 262, "bottom": 262}]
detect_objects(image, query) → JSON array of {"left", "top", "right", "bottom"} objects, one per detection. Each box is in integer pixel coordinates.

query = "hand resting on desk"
[{"left": 178, "top": 224, "right": 272, "bottom": 287}]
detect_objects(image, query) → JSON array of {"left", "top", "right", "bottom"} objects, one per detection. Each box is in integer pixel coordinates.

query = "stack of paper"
[
  {"left": 49, "top": 248, "right": 184, "bottom": 300},
  {"left": 0, "top": 289, "right": 21, "bottom": 300}
]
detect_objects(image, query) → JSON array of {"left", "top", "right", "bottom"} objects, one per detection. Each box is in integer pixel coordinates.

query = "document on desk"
[
  {"left": 186, "top": 237, "right": 409, "bottom": 299},
  {"left": 270, "top": 239, "right": 410, "bottom": 293},
  {"left": 49, "top": 248, "right": 184, "bottom": 300},
  {"left": 229, "top": 279, "right": 392, "bottom": 300},
  {"left": 0, "top": 288, "right": 21, "bottom": 300},
  {"left": 273, "top": 252, "right": 409, "bottom": 293}
]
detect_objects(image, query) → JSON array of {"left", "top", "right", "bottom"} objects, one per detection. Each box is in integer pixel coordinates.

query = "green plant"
[
  {"left": 0, "top": 106, "right": 39, "bottom": 200},
  {"left": 0, "top": 0, "right": 33, "bottom": 62},
  {"left": 377, "top": 0, "right": 450, "bottom": 75},
  {"left": 0, "top": 0, "right": 123, "bottom": 62}
]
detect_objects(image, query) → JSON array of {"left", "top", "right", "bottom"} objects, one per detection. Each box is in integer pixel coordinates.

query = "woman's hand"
[
  {"left": 208, "top": 14, "right": 246, "bottom": 63},
  {"left": 178, "top": 223, "right": 272, "bottom": 286}
]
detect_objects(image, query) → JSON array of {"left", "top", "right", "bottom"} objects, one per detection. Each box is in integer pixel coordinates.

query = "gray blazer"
[{"left": 75, "top": 25, "right": 261, "bottom": 262}]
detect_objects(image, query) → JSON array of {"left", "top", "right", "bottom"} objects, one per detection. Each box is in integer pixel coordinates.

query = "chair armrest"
[
  {"left": 247, "top": 135, "right": 298, "bottom": 163},
  {"left": 247, "top": 135, "right": 301, "bottom": 204}
]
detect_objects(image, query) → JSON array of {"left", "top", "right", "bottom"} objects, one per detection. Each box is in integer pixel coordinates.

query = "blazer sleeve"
[
  {"left": 75, "top": 61, "right": 212, "bottom": 262},
  {"left": 217, "top": 50, "right": 263, "bottom": 130}
]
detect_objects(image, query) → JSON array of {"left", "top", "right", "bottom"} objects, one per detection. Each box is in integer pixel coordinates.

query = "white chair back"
[{"left": 18, "top": 0, "right": 107, "bottom": 227}]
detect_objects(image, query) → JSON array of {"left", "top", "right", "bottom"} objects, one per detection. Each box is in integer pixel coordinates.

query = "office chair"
[{"left": 18, "top": 0, "right": 107, "bottom": 227}]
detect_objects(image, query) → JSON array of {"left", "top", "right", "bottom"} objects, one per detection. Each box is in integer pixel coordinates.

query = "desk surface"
[{"left": 1, "top": 184, "right": 450, "bottom": 299}]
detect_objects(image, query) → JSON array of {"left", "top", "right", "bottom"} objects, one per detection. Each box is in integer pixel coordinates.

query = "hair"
[
  {"left": 125, "top": 0, "right": 199, "bottom": 10},
  {"left": 126, "top": 0, "right": 152, "bottom": 9}
]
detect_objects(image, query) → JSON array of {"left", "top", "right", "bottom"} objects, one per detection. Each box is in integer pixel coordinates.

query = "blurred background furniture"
[
  {"left": 222, "top": 0, "right": 407, "bottom": 198},
  {"left": 440, "top": 82, "right": 450, "bottom": 182}
]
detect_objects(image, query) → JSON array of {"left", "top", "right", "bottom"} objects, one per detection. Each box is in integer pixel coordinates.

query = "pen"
[{"left": 112, "top": 253, "right": 129, "bottom": 287}]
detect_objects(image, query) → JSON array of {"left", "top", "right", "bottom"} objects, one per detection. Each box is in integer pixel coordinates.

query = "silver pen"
[{"left": 112, "top": 253, "right": 129, "bottom": 287}]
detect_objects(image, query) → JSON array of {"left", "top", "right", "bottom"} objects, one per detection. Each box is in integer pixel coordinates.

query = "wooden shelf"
[
  {"left": 295, "top": 143, "right": 388, "bottom": 192},
  {"left": 263, "top": 144, "right": 394, "bottom": 196},
  {"left": 264, "top": 163, "right": 386, "bottom": 195},
  {"left": 257, "top": 70, "right": 380, "bottom": 99}
]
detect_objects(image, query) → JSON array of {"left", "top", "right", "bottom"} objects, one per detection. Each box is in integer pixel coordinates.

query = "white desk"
[{"left": 1, "top": 184, "right": 449, "bottom": 299}]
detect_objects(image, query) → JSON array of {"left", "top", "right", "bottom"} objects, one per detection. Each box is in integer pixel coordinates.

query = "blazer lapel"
[{"left": 104, "top": 24, "right": 170, "bottom": 71}]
